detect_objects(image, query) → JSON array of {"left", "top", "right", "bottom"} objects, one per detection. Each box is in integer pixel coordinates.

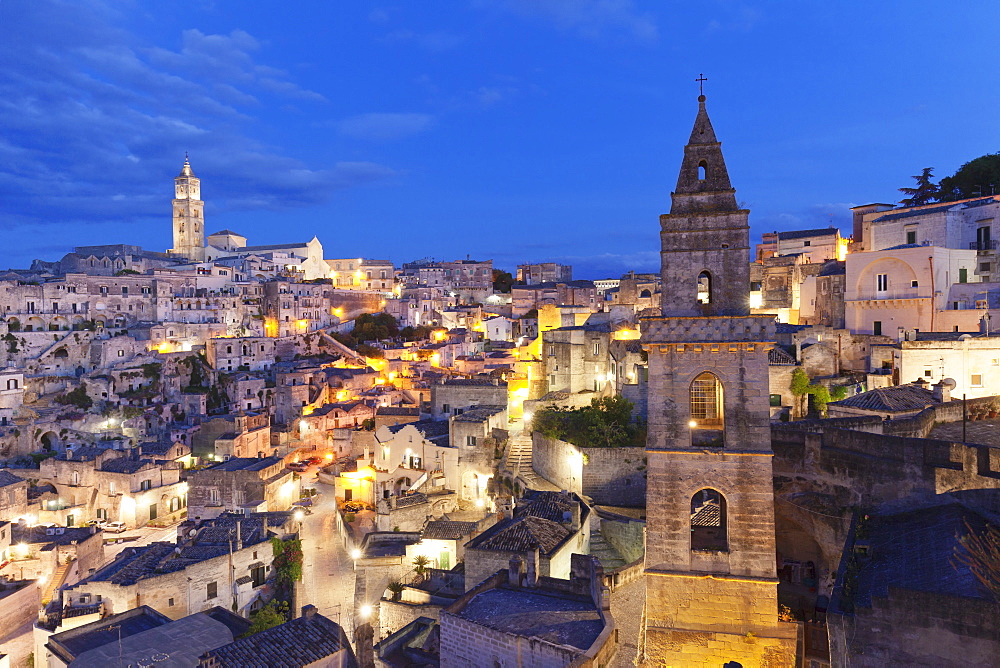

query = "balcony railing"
[{"left": 969, "top": 240, "right": 998, "bottom": 251}]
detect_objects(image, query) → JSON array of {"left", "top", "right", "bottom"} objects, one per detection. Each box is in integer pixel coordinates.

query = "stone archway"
[{"left": 39, "top": 431, "right": 59, "bottom": 451}]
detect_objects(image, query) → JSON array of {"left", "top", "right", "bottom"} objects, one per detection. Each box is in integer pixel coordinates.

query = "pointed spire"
[
  {"left": 670, "top": 95, "right": 737, "bottom": 214},
  {"left": 178, "top": 153, "right": 195, "bottom": 178}
]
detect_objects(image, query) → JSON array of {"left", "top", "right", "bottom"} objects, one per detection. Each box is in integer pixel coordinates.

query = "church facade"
[{"left": 640, "top": 95, "right": 797, "bottom": 665}]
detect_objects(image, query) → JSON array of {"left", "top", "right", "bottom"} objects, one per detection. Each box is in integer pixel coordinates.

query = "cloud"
[
  {"left": 0, "top": 0, "right": 385, "bottom": 230},
  {"left": 478, "top": 0, "right": 658, "bottom": 43},
  {"left": 337, "top": 113, "right": 434, "bottom": 142}
]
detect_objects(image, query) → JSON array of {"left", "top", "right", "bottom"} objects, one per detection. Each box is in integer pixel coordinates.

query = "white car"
[{"left": 104, "top": 521, "right": 127, "bottom": 533}]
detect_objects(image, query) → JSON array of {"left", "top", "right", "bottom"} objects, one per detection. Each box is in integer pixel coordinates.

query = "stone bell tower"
[
  {"left": 169, "top": 155, "right": 206, "bottom": 262},
  {"left": 639, "top": 94, "right": 796, "bottom": 666}
]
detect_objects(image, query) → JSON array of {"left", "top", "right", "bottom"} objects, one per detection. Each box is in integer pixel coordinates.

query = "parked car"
[
  {"left": 104, "top": 521, "right": 127, "bottom": 533},
  {"left": 286, "top": 461, "right": 309, "bottom": 472},
  {"left": 87, "top": 519, "right": 108, "bottom": 529},
  {"left": 305, "top": 456, "right": 322, "bottom": 466}
]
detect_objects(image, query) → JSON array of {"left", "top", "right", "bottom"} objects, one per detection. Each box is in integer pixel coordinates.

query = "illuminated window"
[
  {"left": 690, "top": 372, "right": 723, "bottom": 447},
  {"left": 697, "top": 272, "right": 711, "bottom": 304}
]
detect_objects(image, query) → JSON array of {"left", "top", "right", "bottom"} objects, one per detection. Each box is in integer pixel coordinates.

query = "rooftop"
[
  {"left": 872, "top": 196, "right": 999, "bottom": 223},
  {"left": 200, "top": 609, "right": 353, "bottom": 668},
  {"left": 777, "top": 228, "right": 838, "bottom": 240},
  {"left": 204, "top": 455, "right": 283, "bottom": 472},
  {"left": 422, "top": 520, "right": 479, "bottom": 541},
  {"left": 830, "top": 384, "right": 938, "bottom": 413},
  {"left": 848, "top": 502, "right": 993, "bottom": 610},
  {"left": 452, "top": 405, "right": 506, "bottom": 422},
  {"left": 466, "top": 515, "right": 571, "bottom": 555},
  {"left": 457, "top": 588, "right": 602, "bottom": 650},
  {"left": 0, "top": 470, "right": 24, "bottom": 487}
]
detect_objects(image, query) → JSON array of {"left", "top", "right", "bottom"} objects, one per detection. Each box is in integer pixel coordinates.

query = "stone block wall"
[
  {"left": 440, "top": 608, "right": 584, "bottom": 668},
  {"left": 828, "top": 586, "right": 998, "bottom": 668},
  {"left": 0, "top": 580, "right": 40, "bottom": 640},
  {"left": 531, "top": 433, "right": 646, "bottom": 506}
]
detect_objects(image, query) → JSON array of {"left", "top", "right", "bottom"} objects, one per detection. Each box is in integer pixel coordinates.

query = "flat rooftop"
[{"left": 457, "top": 588, "right": 602, "bottom": 650}]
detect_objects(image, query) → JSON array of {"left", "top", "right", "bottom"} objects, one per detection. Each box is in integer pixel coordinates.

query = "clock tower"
[{"left": 169, "top": 156, "right": 206, "bottom": 262}]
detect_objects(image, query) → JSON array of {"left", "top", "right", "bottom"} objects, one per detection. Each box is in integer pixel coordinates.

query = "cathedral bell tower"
[
  {"left": 169, "top": 156, "right": 206, "bottom": 262},
  {"left": 639, "top": 94, "right": 796, "bottom": 666}
]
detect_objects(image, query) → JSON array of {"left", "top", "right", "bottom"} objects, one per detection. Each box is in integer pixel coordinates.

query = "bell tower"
[
  {"left": 170, "top": 155, "right": 206, "bottom": 262},
  {"left": 639, "top": 94, "right": 796, "bottom": 666}
]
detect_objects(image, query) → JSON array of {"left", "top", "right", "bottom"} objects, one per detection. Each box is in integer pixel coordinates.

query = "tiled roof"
[
  {"left": 205, "top": 456, "right": 283, "bottom": 472},
  {"left": 777, "top": 228, "right": 838, "bottom": 240},
  {"left": 691, "top": 501, "right": 721, "bottom": 527},
  {"left": 201, "top": 612, "right": 350, "bottom": 667},
  {"left": 377, "top": 406, "right": 419, "bottom": 416},
  {"left": 386, "top": 420, "right": 450, "bottom": 440},
  {"left": 99, "top": 457, "right": 154, "bottom": 474},
  {"left": 768, "top": 347, "right": 796, "bottom": 366},
  {"left": 395, "top": 493, "right": 428, "bottom": 509},
  {"left": 422, "top": 520, "right": 478, "bottom": 541},
  {"left": 0, "top": 470, "right": 24, "bottom": 487},
  {"left": 442, "top": 378, "right": 505, "bottom": 387},
  {"left": 452, "top": 405, "right": 506, "bottom": 422},
  {"left": 515, "top": 491, "right": 577, "bottom": 523},
  {"left": 466, "top": 516, "right": 571, "bottom": 555},
  {"left": 830, "top": 384, "right": 937, "bottom": 413},
  {"left": 818, "top": 260, "right": 846, "bottom": 276}
]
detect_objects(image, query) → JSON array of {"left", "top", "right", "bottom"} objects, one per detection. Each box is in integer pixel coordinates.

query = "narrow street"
[{"left": 298, "top": 477, "right": 356, "bottom": 632}]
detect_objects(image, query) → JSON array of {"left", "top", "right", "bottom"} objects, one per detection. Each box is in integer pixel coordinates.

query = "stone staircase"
[
  {"left": 41, "top": 560, "right": 71, "bottom": 606},
  {"left": 503, "top": 431, "right": 559, "bottom": 493},
  {"left": 589, "top": 527, "right": 627, "bottom": 570}
]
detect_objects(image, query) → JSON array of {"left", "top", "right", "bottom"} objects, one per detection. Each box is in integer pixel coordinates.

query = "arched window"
[
  {"left": 697, "top": 271, "right": 712, "bottom": 304},
  {"left": 690, "top": 371, "right": 724, "bottom": 447},
  {"left": 6, "top": 379, "right": 18, "bottom": 390},
  {"left": 698, "top": 160, "right": 707, "bottom": 181},
  {"left": 691, "top": 489, "right": 728, "bottom": 551}
]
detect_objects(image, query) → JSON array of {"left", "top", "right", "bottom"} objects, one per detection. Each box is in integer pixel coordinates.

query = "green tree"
[
  {"left": 789, "top": 367, "right": 810, "bottom": 418},
  {"left": 492, "top": 269, "right": 515, "bottom": 293},
  {"left": 241, "top": 600, "right": 289, "bottom": 637},
  {"left": 412, "top": 555, "right": 430, "bottom": 580},
  {"left": 270, "top": 537, "right": 303, "bottom": 589},
  {"left": 938, "top": 153, "right": 1000, "bottom": 202},
  {"left": 352, "top": 313, "right": 399, "bottom": 342},
  {"left": 807, "top": 384, "right": 831, "bottom": 416},
  {"left": 898, "top": 167, "right": 939, "bottom": 207}
]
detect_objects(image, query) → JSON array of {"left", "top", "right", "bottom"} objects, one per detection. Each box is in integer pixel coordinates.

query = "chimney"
[
  {"left": 932, "top": 380, "right": 951, "bottom": 403},
  {"left": 235, "top": 520, "right": 243, "bottom": 550},
  {"left": 525, "top": 548, "right": 539, "bottom": 587},
  {"left": 508, "top": 555, "right": 524, "bottom": 586},
  {"left": 301, "top": 604, "right": 317, "bottom": 619}
]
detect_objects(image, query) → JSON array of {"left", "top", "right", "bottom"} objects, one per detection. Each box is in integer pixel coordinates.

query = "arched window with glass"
[{"left": 690, "top": 371, "right": 724, "bottom": 447}]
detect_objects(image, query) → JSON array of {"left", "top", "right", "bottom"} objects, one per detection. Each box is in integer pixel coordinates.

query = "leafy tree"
[
  {"left": 789, "top": 368, "right": 810, "bottom": 418},
  {"left": 270, "top": 537, "right": 303, "bottom": 589},
  {"left": 938, "top": 153, "right": 1000, "bottom": 202},
  {"left": 807, "top": 384, "right": 831, "bottom": 416},
  {"left": 241, "top": 600, "right": 289, "bottom": 637},
  {"left": 56, "top": 383, "right": 93, "bottom": 410},
  {"left": 387, "top": 581, "right": 405, "bottom": 601},
  {"left": 830, "top": 385, "right": 849, "bottom": 402},
  {"left": 531, "top": 396, "right": 641, "bottom": 448},
  {"left": 898, "top": 167, "right": 939, "bottom": 207},
  {"left": 352, "top": 313, "right": 399, "bottom": 342},
  {"left": 114, "top": 269, "right": 141, "bottom": 276},
  {"left": 492, "top": 269, "right": 515, "bottom": 293}
]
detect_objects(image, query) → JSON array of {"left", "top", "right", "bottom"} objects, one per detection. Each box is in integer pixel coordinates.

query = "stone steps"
[{"left": 589, "top": 530, "right": 627, "bottom": 570}]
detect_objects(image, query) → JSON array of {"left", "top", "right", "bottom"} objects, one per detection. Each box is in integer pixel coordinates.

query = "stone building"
[
  {"left": 0, "top": 470, "right": 29, "bottom": 522},
  {"left": 429, "top": 378, "right": 507, "bottom": 420},
  {"left": 190, "top": 412, "right": 271, "bottom": 461},
  {"left": 510, "top": 280, "right": 597, "bottom": 318},
  {"left": 775, "top": 227, "right": 844, "bottom": 263},
  {"left": 38, "top": 446, "right": 186, "bottom": 528},
  {"left": 463, "top": 491, "right": 589, "bottom": 591},
  {"left": 541, "top": 321, "right": 613, "bottom": 394},
  {"left": 516, "top": 262, "right": 573, "bottom": 285},
  {"left": 639, "top": 94, "right": 796, "bottom": 664},
  {"left": 186, "top": 456, "right": 299, "bottom": 520},
  {"left": 439, "top": 553, "right": 616, "bottom": 668},
  {"left": 64, "top": 512, "right": 296, "bottom": 620}
]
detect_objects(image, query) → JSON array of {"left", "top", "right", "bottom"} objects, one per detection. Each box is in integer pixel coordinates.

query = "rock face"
[{"left": 640, "top": 95, "right": 796, "bottom": 666}]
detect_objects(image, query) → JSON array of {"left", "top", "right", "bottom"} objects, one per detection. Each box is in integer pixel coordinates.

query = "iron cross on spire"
[{"left": 695, "top": 73, "right": 708, "bottom": 96}]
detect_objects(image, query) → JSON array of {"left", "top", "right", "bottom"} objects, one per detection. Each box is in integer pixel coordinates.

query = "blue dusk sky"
[{"left": 1, "top": 1, "right": 998, "bottom": 278}]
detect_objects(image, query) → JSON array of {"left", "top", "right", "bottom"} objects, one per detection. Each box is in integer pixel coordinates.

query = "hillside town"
[{"left": 0, "top": 93, "right": 997, "bottom": 668}]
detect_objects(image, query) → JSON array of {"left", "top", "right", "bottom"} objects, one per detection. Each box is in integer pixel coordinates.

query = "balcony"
[{"left": 969, "top": 240, "right": 998, "bottom": 251}]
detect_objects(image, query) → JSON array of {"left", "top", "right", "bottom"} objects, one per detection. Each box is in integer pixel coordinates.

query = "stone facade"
[
  {"left": 639, "top": 95, "right": 795, "bottom": 665},
  {"left": 531, "top": 433, "right": 646, "bottom": 507},
  {"left": 186, "top": 457, "right": 298, "bottom": 520}
]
